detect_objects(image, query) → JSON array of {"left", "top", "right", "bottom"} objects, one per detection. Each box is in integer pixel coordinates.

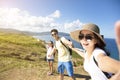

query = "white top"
[
  {"left": 55, "top": 37, "right": 71, "bottom": 62},
  {"left": 46, "top": 46, "right": 54, "bottom": 59},
  {"left": 83, "top": 48, "right": 109, "bottom": 80}
]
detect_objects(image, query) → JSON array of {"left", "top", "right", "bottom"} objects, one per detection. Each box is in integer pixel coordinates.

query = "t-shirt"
[
  {"left": 55, "top": 37, "right": 71, "bottom": 62},
  {"left": 83, "top": 48, "right": 108, "bottom": 80},
  {"left": 46, "top": 46, "right": 54, "bottom": 59}
]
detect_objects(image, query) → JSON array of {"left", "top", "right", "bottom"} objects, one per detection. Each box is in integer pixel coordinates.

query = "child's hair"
[
  {"left": 50, "top": 40, "right": 53, "bottom": 44},
  {"left": 50, "top": 41, "right": 54, "bottom": 48}
]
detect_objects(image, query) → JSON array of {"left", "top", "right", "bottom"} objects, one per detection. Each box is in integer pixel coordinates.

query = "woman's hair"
[{"left": 94, "top": 33, "right": 110, "bottom": 56}]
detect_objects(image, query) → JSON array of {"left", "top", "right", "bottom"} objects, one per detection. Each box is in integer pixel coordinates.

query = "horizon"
[{"left": 0, "top": 27, "right": 117, "bottom": 39}]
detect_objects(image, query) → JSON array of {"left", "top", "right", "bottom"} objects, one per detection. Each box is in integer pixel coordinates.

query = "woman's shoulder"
[
  {"left": 93, "top": 48, "right": 106, "bottom": 57},
  {"left": 94, "top": 48, "right": 105, "bottom": 52}
]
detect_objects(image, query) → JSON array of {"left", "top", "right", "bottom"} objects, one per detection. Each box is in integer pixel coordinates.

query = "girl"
[
  {"left": 70, "top": 23, "right": 120, "bottom": 80},
  {"left": 46, "top": 41, "right": 54, "bottom": 76}
]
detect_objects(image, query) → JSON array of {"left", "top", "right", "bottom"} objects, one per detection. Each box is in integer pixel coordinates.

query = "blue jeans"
[{"left": 58, "top": 61, "right": 74, "bottom": 76}]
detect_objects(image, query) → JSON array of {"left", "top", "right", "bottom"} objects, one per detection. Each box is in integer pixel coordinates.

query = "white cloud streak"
[
  {"left": 0, "top": 8, "right": 83, "bottom": 33},
  {"left": 64, "top": 19, "right": 83, "bottom": 32}
]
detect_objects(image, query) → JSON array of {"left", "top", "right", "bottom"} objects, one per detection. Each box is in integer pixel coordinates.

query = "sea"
[{"left": 33, "top": 34, "right": 119, "bottom": 60}]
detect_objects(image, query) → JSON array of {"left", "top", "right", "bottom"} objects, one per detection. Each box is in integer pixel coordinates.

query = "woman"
[{"left": 70, "top": 23, "right": 120, "bottom": 80}]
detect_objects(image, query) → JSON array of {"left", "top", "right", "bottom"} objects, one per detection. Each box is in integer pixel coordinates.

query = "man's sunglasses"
[
  {"left": 78, "top": 34, "right": 94, "bottom": 40},
  {"left": 51, "top": 33, "right": 57, "bottom": 36}
]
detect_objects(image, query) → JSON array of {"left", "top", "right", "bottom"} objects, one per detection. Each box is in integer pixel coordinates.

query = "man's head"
[{"left": 51, "top": 29, "right": 59, "bottom": 40}]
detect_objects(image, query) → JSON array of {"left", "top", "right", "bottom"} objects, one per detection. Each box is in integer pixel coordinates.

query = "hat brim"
[{"left": 70, "top": 29, "right": 105, "bottom": 46}]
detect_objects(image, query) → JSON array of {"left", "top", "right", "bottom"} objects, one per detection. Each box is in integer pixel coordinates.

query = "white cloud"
[
  {"left": 49, "top": 10, "right": 60, "bottom": 18},
  {"left": 64, "top": 19, "right": 83, "bottom": 32},
  {"left": 0, "top": 8, "right": 83, "bottom": 33}
]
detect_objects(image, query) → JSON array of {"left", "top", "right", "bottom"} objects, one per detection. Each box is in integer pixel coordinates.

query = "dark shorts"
[{"left": 47, "top": 59, "right": 54, "bottom": 62}]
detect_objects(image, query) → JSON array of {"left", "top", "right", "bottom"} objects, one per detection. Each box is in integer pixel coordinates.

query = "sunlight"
[
  {"left": 6, "top": 8, "right": 18, "bottom": 23},
  {"left": 0, "top": 8, "right": 21, "bottom": 26}
]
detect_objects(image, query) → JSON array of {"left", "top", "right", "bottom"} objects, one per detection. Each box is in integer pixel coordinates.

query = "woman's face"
[{"left": 79, "top": 30, "right": 97, "bottom": 50}]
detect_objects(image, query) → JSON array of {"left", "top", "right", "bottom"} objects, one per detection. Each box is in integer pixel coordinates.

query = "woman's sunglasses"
[{"left": 78, "top": 34, "right": 94, "bottom": 41}]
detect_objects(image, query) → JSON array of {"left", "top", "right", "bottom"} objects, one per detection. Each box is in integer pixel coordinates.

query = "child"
[{"left": 46, "top": 41, "right": 54, "bottom": 76}]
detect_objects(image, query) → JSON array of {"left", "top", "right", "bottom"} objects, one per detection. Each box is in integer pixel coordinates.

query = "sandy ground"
[{"left": 0, "top": 65, "right": 91, "bottom": 80}]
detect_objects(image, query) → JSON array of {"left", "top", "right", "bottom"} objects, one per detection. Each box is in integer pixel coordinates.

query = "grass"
[
  {"left": 0, "top": 32, "right": 46, "bottom": 60},
  {"left": 0, "top": 32, "right": 46, "bottom": 72},
  {"left": 0, "top": 31, "right": 89, "bottom": 80}
]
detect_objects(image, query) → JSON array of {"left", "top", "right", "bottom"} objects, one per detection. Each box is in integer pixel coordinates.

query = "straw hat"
[{"left": 70, "top": 23, "right": 105, "bottom": 46}]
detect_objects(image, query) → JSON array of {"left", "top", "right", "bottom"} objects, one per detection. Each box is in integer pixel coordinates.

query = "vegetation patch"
[{"left": 0, "top": 31, "right": 87, "bottom": 80}]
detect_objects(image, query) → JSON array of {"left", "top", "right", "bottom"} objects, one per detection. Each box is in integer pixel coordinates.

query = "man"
[
  {"left": 49, "top": 29, "right": 75, "bottom": 80},
  {"left": 115, "top": 20, "right": 120, "bottom": 60}
]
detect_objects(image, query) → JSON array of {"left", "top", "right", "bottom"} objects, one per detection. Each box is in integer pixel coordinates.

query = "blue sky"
[{"left": 0, "top": 0, "right": 120, "bottom": 38}]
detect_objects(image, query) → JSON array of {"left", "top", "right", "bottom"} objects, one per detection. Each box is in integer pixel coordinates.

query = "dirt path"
[
  {"left": 0, "top": 65, "right": 91, "bottom": 80},
  {"left": 0, "top": 58, "right": 91, "bottom": 80}
]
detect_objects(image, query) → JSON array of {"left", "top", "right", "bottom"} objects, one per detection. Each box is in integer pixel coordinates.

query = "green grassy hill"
[
  {"left": 0, "top": 32, "right": 46, "bottom": 60},
  {"left": 0, "top": 32, "right": 47, "bottom": 79},
  {"left": 0, "top": 31, "right": 89, "bottom": 80}
]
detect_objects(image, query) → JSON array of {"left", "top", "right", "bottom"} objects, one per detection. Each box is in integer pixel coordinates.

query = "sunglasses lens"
[
  {"left": 78, "top": 34, "right": 93, "bottom": 40},
  {"left": 52, "top": 33, "right": 57, "bottom": 36},
  {"left": 78, "top": 34, "right": 84, "bottom": 40},
  {"left": 52, "top": 34, "right": 54, "bottom": 36},
  {"left": 85, "top": 35, "right": 93, "bottom": 40}
]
